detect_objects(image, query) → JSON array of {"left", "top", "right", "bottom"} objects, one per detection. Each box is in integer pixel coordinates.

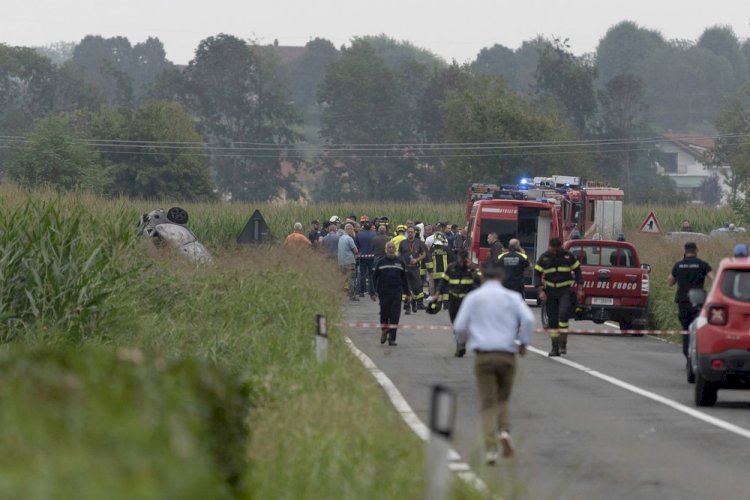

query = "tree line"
[{"left": 1, "top": 22, "right": 750, "bottom": 203}]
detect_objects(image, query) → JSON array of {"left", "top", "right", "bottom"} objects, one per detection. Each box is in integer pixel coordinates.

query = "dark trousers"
[
  {"left": 678, "top": 301, "right": 699, "bottom": 358},
  {"left": 546, "top": 287, "right": 572, "bottom": 330},
  {"left": 406, "top": 266, "right": 423, "bottom": 301},
  {"left": 449, "top": 298, "right": 464, "bottom": 347},
  {"left": 379, "top": 293, "right": 402, "bottom": 341},
  {"left": 358, "top": 259, "right": 374, "bottom": 296}
]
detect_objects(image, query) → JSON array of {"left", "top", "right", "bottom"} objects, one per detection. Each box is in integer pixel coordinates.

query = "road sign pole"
[{"left": 424, "top": 385, "right": 456, "bottom": 500}]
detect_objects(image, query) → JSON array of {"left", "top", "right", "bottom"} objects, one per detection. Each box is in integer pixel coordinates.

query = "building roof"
[{"left": 661, "top": 133, "right": 715, "bottom": 159}]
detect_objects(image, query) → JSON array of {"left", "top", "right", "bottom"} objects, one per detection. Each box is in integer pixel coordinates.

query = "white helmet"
[{"left": 329, "top": 215, "right": 341, "bottom": 224}]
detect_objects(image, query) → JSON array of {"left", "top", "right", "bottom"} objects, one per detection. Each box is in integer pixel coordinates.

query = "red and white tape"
[{"left": 340, "top": 322, "right": 687, "bottom": 336}]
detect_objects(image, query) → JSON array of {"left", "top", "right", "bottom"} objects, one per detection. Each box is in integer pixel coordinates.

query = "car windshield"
[
  {"left": 567, "top": 244, "right": 636, "bottom": 267},
  {"left": 720, "top": 270, "right": 750, "bottom": 302}
]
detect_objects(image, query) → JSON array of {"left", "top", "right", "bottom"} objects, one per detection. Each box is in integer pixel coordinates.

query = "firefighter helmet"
[
  {"left": 433, "top": 233, "right": 447, "bottom": 246},
  {"left": 396, "top": 224, "right": 407, "bottom": 232},
  {"left": 425, "top": 297, "right": 441, "bottom": 315}
]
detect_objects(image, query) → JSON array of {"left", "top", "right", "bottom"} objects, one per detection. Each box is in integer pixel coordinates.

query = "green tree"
[
  {"left": 535, "top": 38, "right": 598, "bottom": 135},
  {"left": 184, "top": 34, "right": 300, "bottom": 201},
  {"left": 83, "top": 102, "right": 216, "bottom": 200},
  {"left": 707, "top": 83, "right": 750, "bottom": 205},
  {"left": 471, "top": 37, "right": 545, "bottom": 97},
  {"left": 70, "top": 35, "right": 134, "bottom": 107},
  {"left": 595, "top": 21, "right": 665, "bottom": 87},
  {"left": 441, "top": 75, "right": 594, "bottom": 198},
  {"left": 0, "top": 44, "right": 56, "bottom": 135},
  {"left": 697, "top": 25, "right": 747, "bottom": 86},
  {"left": 698, "top": 174, "right": 723, "bottom": 206},
  {"left": 316, "top": 39, "right": 425, "bottom": 200},
  {"left": 6, "top": 114, "right": 104, "bottom": 191},
  {"left": 286, "top": 38, "right": 339, "bottom": 125}
]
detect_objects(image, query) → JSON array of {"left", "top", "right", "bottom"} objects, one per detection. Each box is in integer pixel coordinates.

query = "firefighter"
[
  {"left": 391, "top": 224, "right": 407, "bottom": 249},
  {"left": 430, "top": 233, "right": 454, "bottom": 306},
  {"left": 373, "top": 241, "right": 410, "bottom": 346},
  {"left": 433, "top": 249, "right": 481, "bottom": 357},
  {"left": 534, "top": 237, "right": 583, "bottom": 357},
  {"left": 398, "top": 226, "right": 428, "bottom": 314},
  {"left": 497, "top": 238, "right": 529, "bottom": 298}
]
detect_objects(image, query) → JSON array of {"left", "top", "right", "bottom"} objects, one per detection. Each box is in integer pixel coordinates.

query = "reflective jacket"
[
  {"left": 533, "top": 249, "right": 582, "bottom": 289},
  {"left": 431, "top": 245, "right": 454, "bottom": 280},
  {"left": 440, "top": 261, "right": 481, "bottom": 300},
  {"left": 498, "top": 250, "right": 529, "bottom": 290}
]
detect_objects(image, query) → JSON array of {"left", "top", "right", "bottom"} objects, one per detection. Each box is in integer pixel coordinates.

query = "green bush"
[{"left": 0, "top": 346, "right": 251, "bottom": 500}]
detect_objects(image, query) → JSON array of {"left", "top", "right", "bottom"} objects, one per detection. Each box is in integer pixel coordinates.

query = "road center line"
[
  {"left": 527, "top": 345, "right": 750, "bottom": 440},
  {"left": 344, "top": 337, "right": 492, "bottom": 495}
]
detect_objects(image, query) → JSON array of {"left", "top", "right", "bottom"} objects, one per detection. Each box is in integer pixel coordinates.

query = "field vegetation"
[{"left": 0, "top": 181, "right": 743, "bottom": 497}]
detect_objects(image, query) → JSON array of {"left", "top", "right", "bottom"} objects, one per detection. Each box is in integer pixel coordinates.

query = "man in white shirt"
[{"left": 453, "top": 262, "right": 535, "bottom": 464}]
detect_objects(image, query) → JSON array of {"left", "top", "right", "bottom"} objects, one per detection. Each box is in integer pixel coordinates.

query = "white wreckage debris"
[{"left": 138, "top": 207, "right": 212, "bottom": 264}]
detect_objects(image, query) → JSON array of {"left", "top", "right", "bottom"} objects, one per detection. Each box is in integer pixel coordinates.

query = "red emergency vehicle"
[{"left": 464, "top": 175, "right": 625, "bottom": 299}]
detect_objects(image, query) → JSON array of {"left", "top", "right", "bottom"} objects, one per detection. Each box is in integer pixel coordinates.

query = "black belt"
[{"left": 474, "top": 350, "right": 515, "bottom": 355}]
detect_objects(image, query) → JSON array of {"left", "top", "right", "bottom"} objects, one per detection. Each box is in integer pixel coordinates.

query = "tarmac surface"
[{"left": 344, "top": 296, "right": 750, "bottom": 499}]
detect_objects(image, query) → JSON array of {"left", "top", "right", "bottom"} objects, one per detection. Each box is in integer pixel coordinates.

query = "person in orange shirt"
[{"left": 283, "top": 222, "right": 312, "bottom": 249}]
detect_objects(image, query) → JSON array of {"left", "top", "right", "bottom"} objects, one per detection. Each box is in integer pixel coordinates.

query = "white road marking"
[
  {"left": 344, "top": 337, "right": 493, "bottom": 495},
  {"left": 527, "top": 346, "right": 750, "bottom": 440}
]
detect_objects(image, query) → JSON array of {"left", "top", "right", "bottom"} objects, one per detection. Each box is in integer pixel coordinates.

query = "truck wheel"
[
  {"left": 541, "top": 304, "right": 549, "bottom": 329},
  {"left": 686, "top": 358, "right": 695, "bottom": 384},
  {"left": 695, "top": 373, "right": 717, "bottom": 406}
]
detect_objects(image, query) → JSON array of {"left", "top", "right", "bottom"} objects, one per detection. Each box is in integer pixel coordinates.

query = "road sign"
[
  {"left": 639, "top": 211, "right": 662, "bottom": 234},
  {"left": 237, "top": 209, "right": 271, "bottom": 244}
]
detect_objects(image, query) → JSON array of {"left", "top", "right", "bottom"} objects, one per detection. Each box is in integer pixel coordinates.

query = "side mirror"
[
  {"left": 641, "top": 263, "right": 651, "bottom": 274},
  {"left": 688, "top": 288, "right": 707, "bottom": 309}
]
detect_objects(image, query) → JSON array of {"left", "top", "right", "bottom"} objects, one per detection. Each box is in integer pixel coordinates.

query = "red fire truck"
[{"left": 464, "top": 175, "right": 625, "bottom": 299}]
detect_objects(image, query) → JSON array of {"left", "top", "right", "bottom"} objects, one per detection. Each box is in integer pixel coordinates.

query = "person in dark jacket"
[
  {"left": 433, "top": 249, "right": 481, "bottom": 357},
  {"left": 487, "top": 232, "right": 504, "bottom": 263},
  {"left": 373, "top": 241, "right": 410, "bottom": 346},
  {"left": 534, "top": 238, "right": 583, "bottom": 357},
  {"left": 498, "top": 238, "right": 529, "bottom": 298},
  {"left": 355, "top": 221, "right": 376, "bottom": 299}
]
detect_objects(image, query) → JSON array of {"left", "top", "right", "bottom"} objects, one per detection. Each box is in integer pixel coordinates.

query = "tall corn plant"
[{"left": 0, "top": 199, "right": 141, "bottom": 343}]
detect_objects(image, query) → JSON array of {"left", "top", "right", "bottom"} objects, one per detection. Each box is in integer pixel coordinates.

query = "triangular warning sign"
[{"left": 639, "top": 211, "right": 662, "bottom": 234}]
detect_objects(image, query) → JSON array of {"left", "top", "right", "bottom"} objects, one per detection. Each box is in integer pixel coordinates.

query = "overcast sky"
[{"left": 3, "top": 0, "right": 749, "bottom": 63}]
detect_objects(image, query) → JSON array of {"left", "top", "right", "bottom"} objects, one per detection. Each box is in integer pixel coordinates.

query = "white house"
[{"left": 654, "top": 133, "right": 732, "bottom": 204}]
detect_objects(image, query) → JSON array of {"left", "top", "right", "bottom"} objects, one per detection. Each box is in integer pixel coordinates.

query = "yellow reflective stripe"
[
  {"left": 440, "top": 294, "right": 449, "bottom": 301},
  {"left": 570, "top": 261, "right": 580, "bottom": 270},
  {"left": 459, "top": 278, "right": 475, "bottom": 284},
  {"left": 433, "top": 272, "right": 445, "bottom": 279},
  {"left": 559, "top": 321, "right": 569, "bottom": 328},
  {"left": 549, "top": 330, "right": 560, "bottom": 338},
  {"left": 534, "top": 264, "right": 545, "bottom": 272},
  {"left": 450, "top": 292, "right": 467, "bottom": 298},
  {"left": 449, "top": 279, "right": 460, "bottom": 284},
  {"left": 541, "top": 268, "right": 556, "bottom": 274},
  {"left": 498, "top": 252, "right": 508, "bottom": 260},
  {"left": 556, "top": 266, "right": 572, "bottom": 272},
  {"left": 544, "top": 280, "right": 573, "bottom": 288}
]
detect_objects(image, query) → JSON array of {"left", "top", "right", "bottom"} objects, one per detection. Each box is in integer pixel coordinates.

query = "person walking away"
[
  {"left": 321, "top": 222, "right": 341, "bottom": 259},
  {"left": 373, "top": 241, "right": 410, "bottom": 346},
  {"left": 372, "top": 224, "right": 390, "bottom": 266},
  {"left": 398, "top": 226, "right": 428, "bottom": 314},
  {"left": 498, "top": 238, "right": 529, "bottom": 298},
  {"left": 453, "top": 261, "right": 534, "bottom": 463},
  {"left": 283, "top": 222, "right": 312, "bottom": 249},
  {"left": 434, "top": 249, "right": 481, "bottom": 357},
  {"left": 391, "top": 225, "right": 407, "bottom": 250},
  {"left": 487, "top": 232, "right": 504, "bottom": 263},
  {"left": 668, "top": 241, "right": 714, "bottom": 358},
  {"left": 338, "top": 223, "right": 359, "bottom": 301},
  {"left": 534, "top": 238, "right": 583, "bottom": 356},
  {"left": 355, "top": 220, "right": 376, "bottom": 299}
]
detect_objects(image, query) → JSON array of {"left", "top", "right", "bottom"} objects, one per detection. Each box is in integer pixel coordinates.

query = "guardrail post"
[
  {"left": 316, "top": 314, "right": 328, "bottom": 363},
  {"left": 424, "top": 384, "right": 456, "bottom": 500}
]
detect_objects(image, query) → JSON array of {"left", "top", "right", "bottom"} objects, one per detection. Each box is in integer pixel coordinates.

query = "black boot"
[
  {"left": 411, "top": 299, "right": 418, "bottom": 313},
  {"left": 560, "top": 332, "right": 568, "bottom": 355},
  {"left": 455, "top": 343, "right": 466, "bottom": 357},
  {"left": 404, "top": 302, "right": 411, "bottom": 315},
  {"left": 549, "top": 338, "right": 561, "bottom": 357},
  {"left": 417, "top": 300, "right": 425, "bottom": 310}
]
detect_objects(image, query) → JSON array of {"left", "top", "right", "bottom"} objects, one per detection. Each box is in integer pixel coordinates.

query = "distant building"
[{"left": 654, "top": 133, "right": 732, "bottom": 203}]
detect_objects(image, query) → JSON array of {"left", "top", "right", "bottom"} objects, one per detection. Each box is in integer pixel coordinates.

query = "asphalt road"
[{"left": 344, "top": 297, "right": 750, "bottom": 500}]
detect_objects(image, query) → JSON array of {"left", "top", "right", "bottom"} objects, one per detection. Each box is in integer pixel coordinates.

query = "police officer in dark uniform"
[
  {"left": 497, "top": 238, "right": 529, "bottom": 298},
  {"left": 373, "top": 241, "right": 410, "bottom": 346},
  {"left": 668, "top": 241, "right": 714, "bottom": 358},
  {"left": 534, "top": 238, "right": 583, "bottom": 357},
  {"left": 435, "top": 249, "right": 481, "bottom": 357}
]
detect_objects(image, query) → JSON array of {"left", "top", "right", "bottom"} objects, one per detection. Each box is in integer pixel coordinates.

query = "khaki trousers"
[{"left": 474, "top": 351, "right": 516, "bottom": 450}]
